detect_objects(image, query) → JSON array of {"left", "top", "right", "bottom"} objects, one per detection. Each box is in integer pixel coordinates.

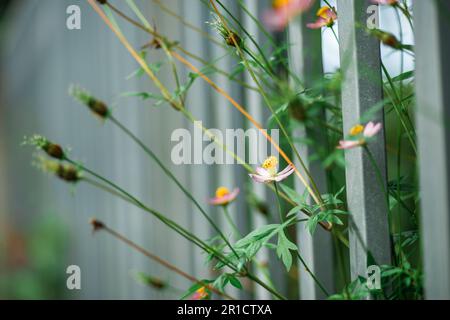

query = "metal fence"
[{"left": 0, "top": 0, "right": 449, "bottom": 300}]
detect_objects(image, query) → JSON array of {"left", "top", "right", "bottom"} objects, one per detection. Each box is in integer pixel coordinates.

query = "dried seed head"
[
  {"left": 147, "top": 277, "right": 167, "bottom": 290},
  {"left": 24, "top": 135, "right": 65, "bottom": 160},
  {"left": 288, "top": 98, "right": 307, "bottom": 122},
  {"left": 225, "top": 32, "right": 243, "bottom": 48},
  {"left": 57, "top": 164, "right": 80, "bottom": 183},
  {"left": 208, "top": 15, "right": 243, "bottom": 48},
  {"left": 43, "top": 143, "right": 65, "bottom": 160},
  {"left": 88, "top": 98, "right": 109, "bottom": 118},
  {"left": 33, "top": 156, "right": 81, "bottom": 183},
  {"left": 70, "top": 86, "right": 110, "bottom": 119},
  {"left": 89, "top": 218, "right": 105, "bottom": 232},
  {"left": 370, "top": 29, "right": 401, "bottom": 49}
]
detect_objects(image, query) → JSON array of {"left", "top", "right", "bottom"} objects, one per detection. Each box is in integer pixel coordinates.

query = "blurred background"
[{"left": 0, "top": 0, "right": 413, "bottom": 299}]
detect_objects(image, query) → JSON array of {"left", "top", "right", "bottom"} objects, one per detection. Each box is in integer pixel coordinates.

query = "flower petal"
[
  {"left": 274, "top": 167, "right": 295, "bottom": 182},
  {"left": 363, "top": 122, "right": 382, "bottom": 138},
  {"left": 337, "top": 140, "right": 362, "bottom": 150},
  {"left": 277, "top": 164, "right": 294, "bottom": 176},
  {"left": 256, "top": 167, "right": 271, "bottom": 177}
]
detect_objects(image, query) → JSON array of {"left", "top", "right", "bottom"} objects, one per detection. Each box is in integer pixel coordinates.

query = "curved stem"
[{"left": 109, "top": 115, "right": 240, "bottom": 260}]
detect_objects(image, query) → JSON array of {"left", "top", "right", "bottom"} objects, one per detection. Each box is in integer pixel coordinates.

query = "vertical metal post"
[
  {"left": 414, "top": 0, "right": 450, "bottom": 300},
  {"left": 337, "top": 0, "right": 391, "bottom": 281}
]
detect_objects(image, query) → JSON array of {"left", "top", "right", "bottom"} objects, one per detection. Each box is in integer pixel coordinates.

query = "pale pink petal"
[
  {"left": 256, "top": 167, "right": 271, "bottom": 177},
  {"left": 274, "top": 167, "right": 295, "bottom": 182},
  {"left": 306, "top": 17, "right": 328, "bottom": 29},
  {"left": 249, "top": 173, "right": 270, "bottom": 183},
  {"left": 277, "top": 164, "right": 294, "bottom": 176},
  {"left": 264, "top": 0, "right": 315, "bottom": 31},
  {"left": 337, "top": 140, "right": 362, "bottom": 150},
  {"left": 363, "top": 122, "right": 382, "bottom": 138}
]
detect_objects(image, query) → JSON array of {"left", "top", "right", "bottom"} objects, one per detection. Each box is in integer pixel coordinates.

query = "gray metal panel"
[
  {"left": 242, "top": 0, "right": 272, "bottom": 300},
  {"left": 288, "top": 1, "right": 335, "bottom": 300},
  {"left": 414, "top": 0, "right": 450, "bottom": 300},
  {"left": 337, "top": 0, "right": 391, "bottom": 281}
]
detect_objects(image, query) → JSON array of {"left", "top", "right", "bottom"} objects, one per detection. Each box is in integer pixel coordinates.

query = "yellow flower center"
[
  {"left": 349, "top": 124, "right": 364, "bottom": 136},
  {"left": 195, "top": 287, "right": 208, "bottom": 299},
  {"left": 317, "top": 6, "right": 331, "bottom": 18},
  {"left": 215, "top": 186, "right": 230, "bottom": 198},
  {"left": 262, "top": 156, "right": 278, "bottom": 175},
  {"left": 273, "top": 0, "right": 291, "bottom": 9}
]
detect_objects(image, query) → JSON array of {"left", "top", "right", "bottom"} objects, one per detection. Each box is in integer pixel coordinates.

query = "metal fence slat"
[
  {"left": 414, "top": 0, "right": 450, "bottom": 300},
  {"left": 337, "top": 0, "right": 392, "bottom": 283}
]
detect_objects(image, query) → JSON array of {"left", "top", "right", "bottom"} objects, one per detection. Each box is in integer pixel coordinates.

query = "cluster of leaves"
[{"left": 280, "top": 184, "right": 348, "bottom": 235}]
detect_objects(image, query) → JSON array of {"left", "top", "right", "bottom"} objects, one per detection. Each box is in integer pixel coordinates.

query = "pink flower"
[
  {"left": 371, "top": 0, "right": 398, "bottom": 5},
  {"left": 263, "top": 0, "right": 315, "bottom": 31},
  {"left": 209, "top": 187, "right": 240, "bottom": 206},
  {"left": 191, "top": 287, "right": 209, "bottom": 300},
  {"left": 249, "top": 156, "right": 295, "bottom": 183},
  {"left": 337, "top": 122, "right": 383, "bottom": 150},
  {"left": 307, "top": 6, "right": 337, "bottom": 29}
]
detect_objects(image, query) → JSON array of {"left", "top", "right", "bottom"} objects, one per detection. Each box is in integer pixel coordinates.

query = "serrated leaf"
[
  {"left": 276, "top": 230, "right": 298, "bottom": 271},
  {"left": 287, "top": 205, "right": 303, "bottom": 217}
]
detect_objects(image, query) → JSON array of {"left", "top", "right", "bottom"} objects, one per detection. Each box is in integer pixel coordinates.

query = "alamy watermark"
[
  {"left": 367, "top": 5, "right": 379, "bottom": 29},
  {"left": 366, "top": 265, "right": 381, "bottom": 290},
  {"left": 66, "top": 265, "right": 81, "bottom": 290},
  {"left": 66, "top": 5, "right": 81, "bottom": 30},
  {"left": 171, "top": 121, "right": 279, "bottom": 165}
]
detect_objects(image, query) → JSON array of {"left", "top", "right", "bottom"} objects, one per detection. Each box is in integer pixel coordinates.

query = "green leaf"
[
  {"left": 287, "top": 205, "right": 303, "bottom": 217},
  {"left": 276, "top": 230, "right": 298, "bottom": 271},
  {"left": 228, "top": 275, "right": 243, "bottom": 289},
  {"left": 280, "top": 184, "right": 308, "bottom": 206},
  {"left": 391, "top": 70, "right": 414, "bottom": 82},
  {"left": 234, "top": 224, "right": 279, "bottom": 248}
]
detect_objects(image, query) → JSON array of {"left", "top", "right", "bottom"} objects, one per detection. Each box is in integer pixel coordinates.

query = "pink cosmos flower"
[
  {"left": 263, "top": 0, "right": 315, "bottom": 31},
  {"left": 249, "top": 156, "right": 295, "bottom": 183},
  {"left": 192, "top": 287, "right": 209, "bottom": 300},
  {"left": 371, "top": 0, "right": 398, "bottom": 5},
  {"left": 306, "top": 6, "right": 337, "bottom": 29},
  {"left": 209, "top": 187, "right": 240, "bottom": 206},
  {"left": 337, "top": 122, "right": 383, "bottom": 150}
]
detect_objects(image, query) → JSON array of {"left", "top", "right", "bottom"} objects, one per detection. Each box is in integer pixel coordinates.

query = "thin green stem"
[
  {"left": 296, "top": 252, "right": 330, "bottom": 297},
  {"left": 222, "top": 205, "right": 241, "bottom": 238},
  {"left": 381, "top": 62, "right": 417, "bottom": 154},
  {"left": 273, "top": 181, "right": 284, "bottom": 223},
  {"left": 109, "top": 115, "right": 240, "bottom": 260}
]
